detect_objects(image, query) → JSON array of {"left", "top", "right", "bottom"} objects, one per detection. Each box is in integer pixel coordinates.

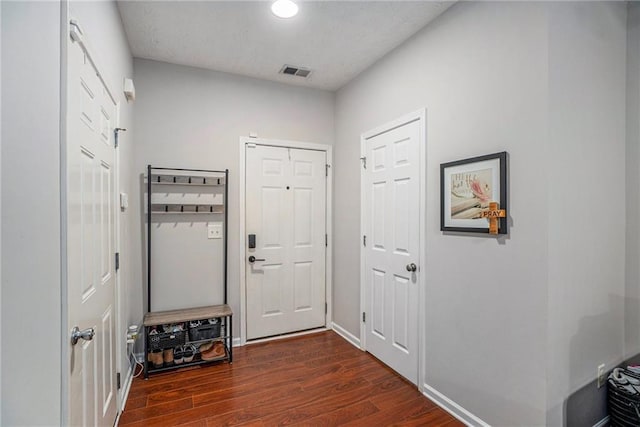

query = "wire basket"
[
  {"left": 147, "top": 329, "right": 187, "bottom": 351},
  {"left": 189, "top": 319, "right": 221, "bottom": 341},
  {"left": 608, "top": 369, "right": 640, "bottom": 426}
]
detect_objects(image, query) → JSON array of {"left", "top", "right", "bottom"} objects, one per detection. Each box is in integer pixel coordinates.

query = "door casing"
[
  {"left": 359, "top": 108, "right": 427, "bottom": 392},
  {"left": 239, "top": 137, "right": 333, "bottom": 345}
]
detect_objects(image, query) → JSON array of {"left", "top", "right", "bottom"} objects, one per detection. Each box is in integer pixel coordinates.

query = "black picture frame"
[{"left": 440, "top": 151, "right": 508, "bottom": 234}]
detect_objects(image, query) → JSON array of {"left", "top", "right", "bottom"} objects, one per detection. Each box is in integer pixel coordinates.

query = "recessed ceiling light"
[{"left": 271, "top": 0, "right": 298, "bottom": 19}]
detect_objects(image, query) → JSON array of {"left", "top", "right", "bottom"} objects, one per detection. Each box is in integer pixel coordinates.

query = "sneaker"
[
  {"left": 173, "top": 346, "right": 184, "bottom": 365},
  {"left": 183, "top": 344, "right": 196, "bottom": 363}
]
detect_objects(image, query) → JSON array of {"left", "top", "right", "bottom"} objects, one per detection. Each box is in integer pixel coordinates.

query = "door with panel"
[
  {"left": 67, "top": 22, "right": 118, "bottom": 427},
  {"left": 362, "top": 119, "right": 421, "bottom": 384},
  {"left": 245, "top": 144, "right": 327, "bottom": 340}
]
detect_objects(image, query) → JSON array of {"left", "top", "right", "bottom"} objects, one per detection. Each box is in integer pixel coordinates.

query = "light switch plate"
[
  {"left": 208, "top": 223, "right": 223, "bottom": 239},
  {"left": 120, "top": 192, "right": 128, "bottom": 210}
]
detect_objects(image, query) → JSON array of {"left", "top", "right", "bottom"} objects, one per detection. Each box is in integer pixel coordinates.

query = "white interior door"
[
  {"left": 362, "top": 118, "right": 421, "bottom": 384},
  {"left": 67, "top": 23, "right": 118, "bottom": 427},
  {"left": 245, "top": 144, "right": 326, "bottom": 340}
]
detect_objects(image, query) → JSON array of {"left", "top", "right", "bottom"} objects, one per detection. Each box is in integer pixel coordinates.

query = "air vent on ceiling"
[{"left": 279, "top": 64, "right": 312, "bottom": 78}]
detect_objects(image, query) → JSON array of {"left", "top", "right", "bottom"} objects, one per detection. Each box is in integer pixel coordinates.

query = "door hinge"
[
  {"left": 362, "top": 312, "right": 366, "bottom": 323},
  {"left": 360, "top": 156, "right": 367, "bottom": 169},
  {"left": 363, "top": 235, "right": 366, "bottom": 247},
  {"left": 325, "top": 164, "right": 331, "bottom": 177},
  {"left": 115, "top": 252, "right": 120, "bottom": 271},
  {"left": 117, "top": 372, "right": 121, "bottom": 390},
  {"left": 325, "top": 234, "right": 328, "bottom": 247},
  {"left": 114, "top": 127, "right": 126, "bottom": 148},
  {"left": 325, "top": 302, "right": 327, "bottom": 314}
]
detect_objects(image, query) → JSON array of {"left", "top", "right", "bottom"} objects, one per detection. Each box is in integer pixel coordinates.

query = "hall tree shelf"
[{"left": 143, "top": 166, "right": 232, "bottom": 379}]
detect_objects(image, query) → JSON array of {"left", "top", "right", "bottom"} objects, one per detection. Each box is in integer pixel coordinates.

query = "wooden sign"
[{"left": 480, "top": 202, "right": 506, "bottom": 235}]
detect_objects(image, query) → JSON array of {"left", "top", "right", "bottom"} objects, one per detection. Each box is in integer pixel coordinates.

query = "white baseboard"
[
  {"left": 593, "top": 415, "right": 609, "bottom": 427},
  {"left": 422, "top": 383, "right": 489, "bottom": 427},
  {"left": 233, "top": 337, "right": 242, "bottom": 347},
  {"left": 115, "top": 365, "right": 134, "bottom": 426},
  {"left": 331, "top": 322, "right": 361, "bottom": 349},
  {"left": 120, "top": 366, "right": 134, "bottom": 410}
]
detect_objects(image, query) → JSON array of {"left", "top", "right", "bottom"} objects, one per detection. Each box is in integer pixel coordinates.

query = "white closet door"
[
  {"left": 67, "top": 26, "right": 118, "bottom": 427},
  {"left": 363, "top": 119, "right": 420, "bottom": 384}
]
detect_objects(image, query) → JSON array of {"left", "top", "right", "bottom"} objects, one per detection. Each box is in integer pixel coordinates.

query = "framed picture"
[{"left": 440, "top": 151, "right": 508, "bottom": 234}]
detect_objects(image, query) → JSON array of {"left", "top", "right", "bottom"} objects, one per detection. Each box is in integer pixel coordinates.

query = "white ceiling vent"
[{"left": 279, "top": 64, "right": 312, "bottom": 78}]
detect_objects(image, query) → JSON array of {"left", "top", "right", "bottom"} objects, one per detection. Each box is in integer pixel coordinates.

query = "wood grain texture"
[
  {"left": 120, "top": 331, "right": 464, "bottom": 426},
  {"left": 144, "top": 304, "right": 233, "bottom": 326}
]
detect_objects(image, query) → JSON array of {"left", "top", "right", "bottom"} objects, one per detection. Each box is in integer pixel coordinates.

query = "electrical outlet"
[
  {"left": 207, "top": 223, "right": 223, "bottom": 239},
  {"left": 597, "top": 363, "right": 606, "bottom": 388}
]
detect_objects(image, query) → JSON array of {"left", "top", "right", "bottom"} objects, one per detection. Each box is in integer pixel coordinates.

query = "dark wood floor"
[{"left": 119, "top": 331, "right": 464, "bottom": 426}]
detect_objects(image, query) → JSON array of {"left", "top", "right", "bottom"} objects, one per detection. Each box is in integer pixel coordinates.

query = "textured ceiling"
[{"left": 117, "top": 1, "right": 454, "bottom": 91}]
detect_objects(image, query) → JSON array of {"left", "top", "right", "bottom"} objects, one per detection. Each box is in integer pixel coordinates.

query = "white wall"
[
  {"left": 132, "top": 59, "right": 335, "bottom": 336},
  {"left": 1, "top": 1, "right": 62, "bottom": 424},
  {"left": 1, "top": 0, "right": 4, "bottom": 419},
  {"left": 67, "top": 0, "right": 136, "bottom": 400},
  {"left": 546, "top": 3, "right": 627, "bottom": 425},
  {"left": 335, "top": 2, "right": 549, "bottom": 424},
  {"left": 0, "top": 1, "right": 134, "bottom": 423},
  {"left": 336, "top": 1, "right": 628, "bottom": 425},
  {"left": 626, "top": 2, "right": 640, "bottom": 361}
]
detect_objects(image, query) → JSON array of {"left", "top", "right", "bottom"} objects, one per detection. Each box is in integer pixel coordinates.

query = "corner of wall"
[{"left": 625, "top": 0, "right": 640, "bottom": 362}]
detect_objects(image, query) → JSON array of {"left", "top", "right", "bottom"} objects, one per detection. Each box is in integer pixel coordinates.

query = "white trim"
[
  {"left": 417, "top": 109, "right": 427, "bottom": 394},
  {"left": 60, "top": 2, "right": 70, "bottom": 425},
  {"left": 593, "top": 416, "right": 609, "bottom": 427},
  {"left": 422, "top": 383, "right": 490, "bottom": 427},
  {"left": 331, "top": 322, "right": 361, "bottom": 349},
  {"left": 359, "top": 109, "right": 427, "bottom": 387},
  {"left": 359, "top": 135, "right": 366, "bottom": 352},
  {"left": 118, "top": 365, "right": 133, "bottom": 414},
  {"left": 244, "top": 328, "right": 328, "bottom": 345},
  {"left": 238, "top": 137, "right": 333, "bottom": 345},
  {"left": 114, "top": 102, "right": 125, "bottom": 415},
  {"left": 239, "top": 139, "right": 246, "bottom": 344}
]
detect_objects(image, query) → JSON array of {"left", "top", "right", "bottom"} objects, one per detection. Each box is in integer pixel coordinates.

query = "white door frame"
[
  {"left": 359, "top": 108, "right": 427, "bottom": 392},
  {"left": 239, "top": 137, "right": 333, "bottom": 345},
  {"left": 60, "top": 15, "right": 122, "bottom": 424}
]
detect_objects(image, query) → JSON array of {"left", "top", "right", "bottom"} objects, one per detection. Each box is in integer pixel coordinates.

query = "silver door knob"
[
  {"left": 71, "top": 326, "right": 95, "bottom": 345},
  {"left": 406, "top": 263, "right": 417, "bottom": 272}
]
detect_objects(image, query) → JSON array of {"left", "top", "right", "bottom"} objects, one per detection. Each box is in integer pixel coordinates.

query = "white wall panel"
[{"left": 133, "top": 58, "right": 334, "bottom": 336}]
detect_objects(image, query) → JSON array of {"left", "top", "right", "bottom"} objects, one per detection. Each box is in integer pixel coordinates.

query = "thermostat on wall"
[{"left": 124, "top": 78, "right": 135, "bottom": 102}]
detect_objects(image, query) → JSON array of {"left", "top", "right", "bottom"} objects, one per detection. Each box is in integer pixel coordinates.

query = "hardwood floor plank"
[
  {"left": 309, "top": 401, "right": 380, "bottom": 426},
  {"left": 118, "top": 397, "right": 193, "bottom": 425},
  {"left": 123, "top": 396, "right": 147, "bottom": 411},
  {"left": 121, "top": 331, "right": 462, "bottom": 426},
  {"left": 175, "top": 420, "right": 208, "bottom": 427}
]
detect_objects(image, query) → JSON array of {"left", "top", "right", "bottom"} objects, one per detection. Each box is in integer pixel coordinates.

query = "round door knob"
[
  {"left": 71, "top": 326, "right": 95, "bottom": 345},
  {"left": 406, "top": 263, "right": 417, "bottom": 272}
]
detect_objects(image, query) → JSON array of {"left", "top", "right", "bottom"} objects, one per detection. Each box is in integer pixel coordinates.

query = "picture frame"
[{"left": 440, "top": 151, "right": 508, "bottom": 234}]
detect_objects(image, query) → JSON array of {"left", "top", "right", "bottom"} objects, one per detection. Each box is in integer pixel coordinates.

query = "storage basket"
[
  {"left": 608, "top": 369, "right": 640, "bottom": 426},
  {"left": 147, "top": 329, "right": 187, "bottom": 351},
  {"left": 189, "top": 319, "right": 221, "bottom": 341}
]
